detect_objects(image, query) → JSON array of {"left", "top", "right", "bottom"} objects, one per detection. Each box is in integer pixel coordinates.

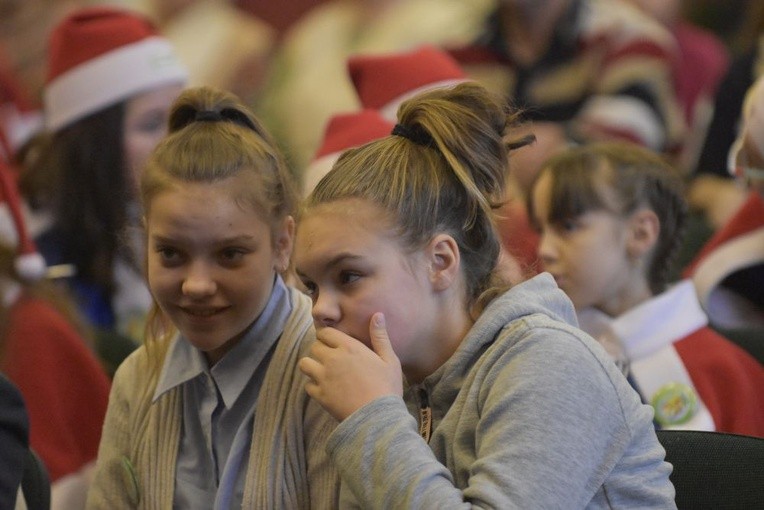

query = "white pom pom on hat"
[
  {"left": 43, "top": 6, "right": 188, "bottom": 132},
  {"left": 0, "top": 163, "right": 46, "bottom": 281}
]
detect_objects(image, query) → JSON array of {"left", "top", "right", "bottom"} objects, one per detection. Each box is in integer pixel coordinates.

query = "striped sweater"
[{"left": 449, "top": 0, "right": 686, "bottom": 154}]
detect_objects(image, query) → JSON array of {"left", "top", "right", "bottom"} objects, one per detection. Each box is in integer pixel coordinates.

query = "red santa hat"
[
  {"left": 348, "top": 45, "right": 467, "bottom": 121},
  {"left": 684, "top": 74, "right": 764, "bottom": 328},
  {"left": 303, "top": 109, "right": 394, "bottom": 197},
  {"left": 44, "top": 6, "right": 188, "bottom": 132},
  {"left": 684, "top": 192, "right": 764, "bottom": 327},
  {"left": 0, "top": 163, "right": 46, "bottom": 281}
]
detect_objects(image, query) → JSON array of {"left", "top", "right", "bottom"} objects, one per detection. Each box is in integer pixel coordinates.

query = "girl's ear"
[
  {"left": 626, "top": 207, "right": 660, "bottom": 260},
  {"left": 274, "top": 215, "right": 295, "bottom": 272},
  {"left": 426, "top": 234, "right": 460, "bottom": 292}
]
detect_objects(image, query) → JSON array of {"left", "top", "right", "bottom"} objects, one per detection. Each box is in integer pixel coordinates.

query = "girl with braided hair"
[{"left": 529, "top": 141, "right": 764, "bottom": 436}]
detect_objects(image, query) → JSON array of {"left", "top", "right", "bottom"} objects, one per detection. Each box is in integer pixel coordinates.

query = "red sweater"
[
  {"left": 2, "top": 294, "right": 110, "bottom": 481},
  {"left": 675, "top": 326, "right": 764, "bottom": 437}
]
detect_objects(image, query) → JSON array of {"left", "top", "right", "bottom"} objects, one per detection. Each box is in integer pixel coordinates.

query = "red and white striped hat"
[
  {"left": 44, "top": 6, "right": 188, "bottom": 132},
  {"left": 347, "top": 45, "right": 467, "bottom": 121},
  {"left": 303, "top": 109, "right": 394, "bottom": 197},
  {"left": 0, "top": 162, "right": 45, "bottom": 281}
]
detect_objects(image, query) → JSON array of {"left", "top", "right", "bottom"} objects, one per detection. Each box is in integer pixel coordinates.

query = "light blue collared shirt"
[{"left": 153, "top": 276, "right": 292, "bottom": 510}]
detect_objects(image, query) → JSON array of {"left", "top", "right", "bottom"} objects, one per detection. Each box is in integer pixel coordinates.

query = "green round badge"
[{"left": 651, "top": 382, "right": 698, "bottom": 427}]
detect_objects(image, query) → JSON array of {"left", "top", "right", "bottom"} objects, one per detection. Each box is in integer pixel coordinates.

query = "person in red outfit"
[
  {"left": 529, "top": 142, "right": 764, "bottom": 436},
  {"left": 0, "top": 162, "right": 110, "bottom": 506},
  {"left": 685, "top": 75, "right": 764, "bottom": 332}
]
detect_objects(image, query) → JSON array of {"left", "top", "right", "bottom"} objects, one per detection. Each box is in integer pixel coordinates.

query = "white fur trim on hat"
[
  {"left": 44, "top": 37, "right": 188, "bottom": 131},
  {"left": 692, "top": 227, "right": 764, "bottom": 317}
]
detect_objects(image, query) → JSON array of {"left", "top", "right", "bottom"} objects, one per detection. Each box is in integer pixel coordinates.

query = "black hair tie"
[
  {"left": 220, "top": 108, "right": 259, "bottom": 132},
  {"left": 392, "top": 123, "right": 435, "bottom": 148},
  {"left": 195, "top": 110, "right": 223, "bottom": 122},
  {"left": 194, "top": 108, "right": 259, "bottom": 133}
]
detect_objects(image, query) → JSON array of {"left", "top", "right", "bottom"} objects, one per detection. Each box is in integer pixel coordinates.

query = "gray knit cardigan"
[{"left": 86, "top": 288, "right": 339, "bottom": 509}]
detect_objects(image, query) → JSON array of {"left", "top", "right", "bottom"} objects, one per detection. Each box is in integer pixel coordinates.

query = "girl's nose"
[
  {"left": 311, "top": 290, "right": 339, "bottom": 328},
  {"left": 537, "top": 231, "right": 558, "bottom": 268},
  {"left": 182, "top": 262, "right": 217, "bottom": 297}
]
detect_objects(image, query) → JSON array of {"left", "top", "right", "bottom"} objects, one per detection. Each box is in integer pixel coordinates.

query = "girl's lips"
[
  {"left": 183, "top": 308, "right": 220, "bottom": 317},
  {"left": 179, "top": 305, "right": 229, "bottom": 318}
]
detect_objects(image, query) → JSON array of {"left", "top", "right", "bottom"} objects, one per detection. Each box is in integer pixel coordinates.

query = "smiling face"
[
  {"left": 146, "top": 172, "right": 292, "bottom": 364},
  {"left": 530, "top": 170, "right": 644, "bottom": 315},
  {"left": 294, "top": 199, "right": 462, "bottom": 382}
]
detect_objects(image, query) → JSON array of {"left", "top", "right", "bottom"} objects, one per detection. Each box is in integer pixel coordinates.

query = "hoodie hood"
[{"left": 409, "top": 272, "right": 579, "bottom": 410}]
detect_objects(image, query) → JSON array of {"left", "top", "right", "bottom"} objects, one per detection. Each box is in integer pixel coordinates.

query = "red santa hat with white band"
[
  {"left": 686, "top": 75, "right": 764, "bottom": 328},
  {"left": 0, "top": 163, "right": 46, "bottom": 281},
  {"left": 303, "top": 109, "right": 394, "bottom": 197},
  {"left": 347, "top": 45, "right": 468, "bottom": 121},
  {"left": 44, "top": 6, "right": 188, "bottom": 132}
]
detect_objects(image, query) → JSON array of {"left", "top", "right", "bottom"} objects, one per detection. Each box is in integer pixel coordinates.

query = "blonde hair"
[
  {"left": 304, "top": 82, "right": 525, "bottom": 314},
  {"left": 141, "top": 86, "right": 297, "bottom": 366}
]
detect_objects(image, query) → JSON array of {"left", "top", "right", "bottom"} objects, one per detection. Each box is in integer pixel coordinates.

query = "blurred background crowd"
[{"left": 1, "top": 1, "right": 762, "bottom": 508}]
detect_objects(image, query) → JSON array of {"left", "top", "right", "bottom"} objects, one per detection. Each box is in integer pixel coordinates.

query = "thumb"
[{"left": 369, "top": 313, "right": 396, "bottom": 361}]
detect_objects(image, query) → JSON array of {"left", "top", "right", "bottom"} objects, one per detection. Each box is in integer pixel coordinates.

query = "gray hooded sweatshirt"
[{"left": 327, "top": 273, "right": 676, "bottom": 509}]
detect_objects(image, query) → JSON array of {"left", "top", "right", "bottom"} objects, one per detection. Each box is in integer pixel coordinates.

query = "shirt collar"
[
  {"left": 153, "top": 275, "right": 292, "bottom": 406},
  {"left": 578, "top": 279, "right": 707, "bottom": 361}
]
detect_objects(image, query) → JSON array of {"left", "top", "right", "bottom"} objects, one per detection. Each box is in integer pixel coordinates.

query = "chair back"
[{"left": 657, "top": 429, "right": 764, "bottom": 509}]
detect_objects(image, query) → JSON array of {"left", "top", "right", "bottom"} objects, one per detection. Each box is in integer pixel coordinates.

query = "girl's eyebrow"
[
  {"left": 150, "top": 234, "right": 256, "bottom": 245},
  {"left": 150, "top": 235, "right": 175, "bottom": 244},
  {"left": 295, "top": 253, "right": 362, "bottom": 278}
]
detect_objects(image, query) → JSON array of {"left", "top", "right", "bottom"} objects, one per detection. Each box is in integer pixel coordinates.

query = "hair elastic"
[
  {"left": 195, "top": 110, "right": 223, "bottom": 122},
  {"left": 194, "top": 109, "right": 259, "bottom": 134},
  {"left": 391, "top": 123, "right": 435, "bottom": 148},
  {"left": 220, "top": 108, "right": 259, "bottom": 132}
]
